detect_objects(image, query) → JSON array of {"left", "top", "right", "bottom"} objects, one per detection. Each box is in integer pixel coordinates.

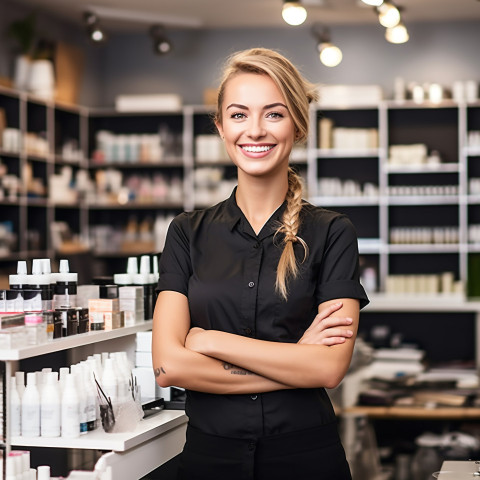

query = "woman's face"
[{"left": 216, "top": 72, "right": 295, "bottom": 179}]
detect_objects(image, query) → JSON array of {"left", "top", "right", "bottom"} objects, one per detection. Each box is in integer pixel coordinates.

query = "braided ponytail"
[{"left": 275, "top": 167, "right": 308, "bottom": 300}]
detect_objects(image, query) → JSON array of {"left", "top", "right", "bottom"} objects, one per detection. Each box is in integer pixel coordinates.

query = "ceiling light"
[
  {"left": 150, "top": 25, "right": 172, "bottom": 55},
  {"left": 385, "top": 22, "right": 409, "bottom": 44},
  {"left": 313, "top": 26, "right": 342, "bottom": 67},
  {"left": 377, "top": 2, "right": 401, "bottom": 28},
  {"left": 360, "top": 0, "right": 384, "bottom": 6},
  {"left": 84, "top": 12, "right": 107, "bottom": 43},
  {"left": 282, "top": 1, "right": 307, "bottom": 26}
]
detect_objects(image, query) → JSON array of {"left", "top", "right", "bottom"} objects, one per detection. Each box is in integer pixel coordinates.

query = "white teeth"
[{"left": 242, "top": 145, "right": 274, "bottom": 153}]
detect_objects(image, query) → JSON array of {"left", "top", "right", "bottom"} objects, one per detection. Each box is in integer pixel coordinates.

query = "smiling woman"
[{"left": 152, "top": 47, "right": 369, "bottom": 480}]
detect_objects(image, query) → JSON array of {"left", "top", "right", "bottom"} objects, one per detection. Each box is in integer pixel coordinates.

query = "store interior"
[{"left": 1, "top": 0, "right": 480, "bottom": 478}]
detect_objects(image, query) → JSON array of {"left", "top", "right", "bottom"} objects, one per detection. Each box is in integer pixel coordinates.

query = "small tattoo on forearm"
[
  {"left": 222, "top": 362, "right": 254, "bottom": 376},
  {"left": 154, "top": 366, "right": 166, "bottom": 377}
]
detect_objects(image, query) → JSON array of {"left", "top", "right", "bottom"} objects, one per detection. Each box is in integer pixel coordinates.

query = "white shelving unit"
[{"left": 0, "top": 321, "right": 187, "bottom": 479}]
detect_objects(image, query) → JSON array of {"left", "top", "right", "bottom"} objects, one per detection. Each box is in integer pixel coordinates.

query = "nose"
[{"left": 247, "top": 116, "right": 266, "bottom": 139}]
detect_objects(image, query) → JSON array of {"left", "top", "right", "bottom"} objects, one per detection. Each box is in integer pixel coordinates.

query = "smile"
[{"left": 240, "top": 145, "right": 275, "bottom": 153}]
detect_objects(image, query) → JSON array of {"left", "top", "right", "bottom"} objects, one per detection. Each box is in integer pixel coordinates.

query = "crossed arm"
[{"left": 152, "top": 290, "right": 360, "bottom": 395}]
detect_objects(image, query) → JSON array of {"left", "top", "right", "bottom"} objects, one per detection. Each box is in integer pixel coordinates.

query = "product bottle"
[
  {"left": 71, "top": 364, "right": 88, "bottom": 435},
  {"left": 10, "top": 377, "right": 21, "bottom": 437},
  {"left": 27, "top": 260, "right": 53, "bottom": 312},
  {"left": 15, "top": 371, "right": 25, "bottom": 399},
  {"left": 59, "top": 366, "right": 70, "bottom": 396},
  {"left": 53, "top": 259, "right": 78, "bottom": 309},
  {"left": 81, "top": 362, "right": 98, "bottom": 431},
  {"left": 101, "top": 357, "right": 118, "bottom": 404},
  {"left": 36, "top": 465, "right": 50, "bottom": 480},
  {"left": 8, "top": 260, "right": 28, "bottom": 290},
  {"left": 21, "top": 372, "right": 40, "bottom": 437},
  {"left": 61, "top": 373, "right": 80, "bottom": 438},
  {"left": 134, "top": 255, "right": 154, "bottom": 320},
  {"left": 40, "top": 372, "right": 61, "bottom": 437}
]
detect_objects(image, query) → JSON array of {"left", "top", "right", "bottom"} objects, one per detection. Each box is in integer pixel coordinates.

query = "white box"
[
  {"left": 136, "top": 351, "right": 153, "bottom": 368},
  {"left": 317, "top": 84, "right": 383, "bottom": 107},
  {"left": 115, "top": 94, "right": 182, "bottom": 112},
  {"left": 132, "top": 367, "right": 162, "bottom": 399},
  {"left": 136, "top": 331, "right": 153, "bottom": 352}
]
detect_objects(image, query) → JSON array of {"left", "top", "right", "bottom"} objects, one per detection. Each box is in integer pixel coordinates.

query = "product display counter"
[{"left": 0, "top": 320, "right": 188, "bottom": 479}]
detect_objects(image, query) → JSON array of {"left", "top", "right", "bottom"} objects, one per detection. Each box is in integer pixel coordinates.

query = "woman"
[{"left": 152, "top": 47, "right": 369, "bottom": 480}]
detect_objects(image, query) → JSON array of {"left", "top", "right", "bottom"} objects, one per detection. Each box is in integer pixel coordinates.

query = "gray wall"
[{"left": 1, "top": 0, "right": 479, "bottom": 107}]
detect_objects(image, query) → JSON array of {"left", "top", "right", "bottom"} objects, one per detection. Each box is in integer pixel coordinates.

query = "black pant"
[{"left": 177, "top": 422, "right": 352, "bottom": 480}]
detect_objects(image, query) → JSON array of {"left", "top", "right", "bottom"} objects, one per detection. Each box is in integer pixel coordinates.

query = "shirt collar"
[{"left": 224, "top": 187, "right": 287, "bottom": 238}]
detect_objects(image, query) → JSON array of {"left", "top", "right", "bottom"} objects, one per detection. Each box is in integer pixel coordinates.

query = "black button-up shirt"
[{"left": 158, "top": 189, "right": 368, "bottom": 439}]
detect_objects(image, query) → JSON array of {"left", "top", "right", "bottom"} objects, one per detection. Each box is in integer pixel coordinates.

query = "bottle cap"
[
  {"left": 17, "top": 260, "right": 28, "bottom": 275},
  {"left": 26, "top": 372, "right": 37, "bottom": 386},
  {"left": 41, "top": 259, "right": 52, "bottom": 274},
  {"left": 59, "top": 259, "right": 70, "bottom": 273},
  {"left": 133, "top": 273, "right": 150, "bottom": 285},
  {"left": 28, "top": 273, "right": 50, "bottom": 286},
  {"left": 127, "top": 257, "right": 138, "bottom": 275},
  {"left": 152, "top": 255, "right": 159, "bottom": 275},
  {"left": 37, "top": 465, "right": 51, "bottom": 480},
  {"left": 32, "top": 259, "right": 43, "bottom": 275},
  {"left": 9, "top": 273, "right": 28, "bottom": 287},
  {"left": 140, "top": 255, "right": 151, "bottom": 274}
]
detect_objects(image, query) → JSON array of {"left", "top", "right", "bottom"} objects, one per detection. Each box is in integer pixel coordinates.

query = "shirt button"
[
  {"left": 248, "top": 441, "right": 256, "bottom": 451},
  {"left": 244, "top": 327, "right": 252, "bottom": 336},
  {"left": 248, "top": 281, "right": 255, "bottom": 288},
  {"left": 251, "top": 395, "right": 258, "bottom": 401},
  {"left": 253, "top": 242, "right": 260, "bottom": 249}
]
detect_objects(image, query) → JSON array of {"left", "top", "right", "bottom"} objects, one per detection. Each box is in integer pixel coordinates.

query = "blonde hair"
[{"left": 215, "top": 48, "right": 317, "bottom": 300}]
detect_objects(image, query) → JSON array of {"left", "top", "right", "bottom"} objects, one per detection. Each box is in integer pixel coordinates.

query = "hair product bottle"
[
  {"left": 40, "top": 372, "right": 61, "bottom": 437},
  {"left": 61, "top": 373, "right": 80, "bottom": 438},
  {"left": 101, "top": 357, "right": 118, "bottom": 404},
  {"left": 10, "top": 377, "right": 21, "bottom": 437},
  {"left": 21, "top": 372, "right": 40, "bottom": 437}
]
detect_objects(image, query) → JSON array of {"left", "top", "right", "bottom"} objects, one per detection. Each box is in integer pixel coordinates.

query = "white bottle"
[
  {"left": 59, "top": 367, "right": 70, "bottom": 396},
  {"left": 40, "top": 372, "right": 61, "bottom": 437},
  {"left": 61, "top": 373, "right": 80, "bottom": 438},
  {"left": 72, "top": 364, "right": 88, "bottom": 435},
  {"left": 81, "top": 362, "right": 98, "bottom": 431},
  {"left": 21, "top": 372, "right": 40, "bottom": 437},
  {"left": 101, "top": 357, "right": 118, "bottom": 404},
  {"left": 37, "top": 465, "right": 50, "bottom": 480},
  {"left": 15, "top": 371, "right": 25, "bottom": 399},
  {"left": 10, "top": 377, "right": 21, "bottom": 437}
]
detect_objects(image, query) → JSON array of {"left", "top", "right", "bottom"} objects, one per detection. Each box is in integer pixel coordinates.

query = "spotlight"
[
  {"left": 282, "top": 1, "right": 307, "bottom": 26},
  {"left": 84, "top": 12, "right": 107, "bottom": 43},
  {"left": 385, "top": 22, "right": 409, "bottom": 43},
  {"left": 150, "top": 25, "right": 172, "bottom": 55},
  {"left": 377, "top": 2, "right": 401, "bottom": 28},
  {"left": 313, "top": 26, "right": 343, "bottom": 67}
]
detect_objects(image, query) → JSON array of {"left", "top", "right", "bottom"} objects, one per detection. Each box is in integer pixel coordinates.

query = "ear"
[{"left": 215, "top": 121, "right": 224, "bottom": 139}]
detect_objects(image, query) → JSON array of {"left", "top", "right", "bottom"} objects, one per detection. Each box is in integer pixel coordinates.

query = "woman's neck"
[{"left": 235, "top": 174, "right": 288, "bottom": 235}]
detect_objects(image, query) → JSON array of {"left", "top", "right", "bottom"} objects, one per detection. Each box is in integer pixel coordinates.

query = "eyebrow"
[{"left": 226, "top": 102, "right": 288, "bottom": 110}]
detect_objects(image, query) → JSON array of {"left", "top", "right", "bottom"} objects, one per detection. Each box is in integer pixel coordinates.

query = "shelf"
[
  {"left": 388, "top": 195, "right": 459, "bottom": 206},
  {"left": 310, "top": 196, "right": 380, "bottom": 207},
  {"left": 90, "top": 159, "right": 184, "bottom": 169},
  {"left": 315, "top": 148, "right": 380, "bottom": 158},
  {"left": 0, "top": 320, "right": 153, "bottom": 361},
  {"left": 386, "top": 163, "right": 460, "bottom": 173},
  {"left": 12, "top": 409, "right": 187, "bottom": 451},
  {"left": 365, "top": 293, "right": 480, "bottom": 312},
  {"left": 387, "top": 243, "right": 460, "bottom": 254},
  {"left": 0, "top": 149, "right": 21, "bottom": 158},
  {"left": 87, "top": 201, "right": 183, "bottom": 210},
  {"left": 464, "top": 147, "right": 480, "bottom": 156},
  {"left": 343, "top": 405, "right": 480, "bottom": 419},
  {"left": 358, "top": 238, "right": 383, "bottom": 254}
]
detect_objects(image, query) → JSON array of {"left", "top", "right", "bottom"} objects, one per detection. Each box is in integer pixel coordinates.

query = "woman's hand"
[
  {"left": 185, "top": 327, "right": 207, "bottom": 353},
  {"left": 298, "top": 302, "right": 353, "bottom": 346}
]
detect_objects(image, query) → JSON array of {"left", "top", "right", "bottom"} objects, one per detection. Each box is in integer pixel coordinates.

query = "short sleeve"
[
  {"left": 314, "top": 215, "right": 369, "bottom": 309},
  {"left": 157, "top": 213, "right": 192, "bottom": 296}
]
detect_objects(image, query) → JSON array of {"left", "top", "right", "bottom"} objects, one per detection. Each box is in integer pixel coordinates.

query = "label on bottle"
[
  {"left": 41, "top": 403, "right": 61, "bottom": 437},
  {"left": 22, "top": 403, "right": 40, "bottom": 436}
]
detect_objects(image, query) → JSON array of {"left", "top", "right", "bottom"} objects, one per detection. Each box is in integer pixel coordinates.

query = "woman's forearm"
[
  {"left": 188, "top": 298, "right": 360, "bottom": 389},
  {"left": 152, "top": 291, "right": 292, "bottom": 394}
]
